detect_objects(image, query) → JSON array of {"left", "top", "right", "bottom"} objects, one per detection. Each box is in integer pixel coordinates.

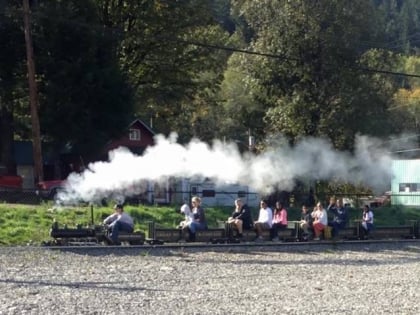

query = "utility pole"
[
  {"left": 23, "top": 0, "right": 43, "bottom": 183},
  {"left": 248, "top": 128, "right": 255, "bottom": 152}
]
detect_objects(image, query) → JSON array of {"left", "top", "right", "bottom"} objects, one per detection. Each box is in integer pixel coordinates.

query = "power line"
[
  {"left": 391, "top": 148, "right": 420, "bottom": 153},
  {"left": 6, "top": 6, "right": 420, "bottom": 79},
  {"left": 182, "top": 40, "right": 420, "bottom": 79}
]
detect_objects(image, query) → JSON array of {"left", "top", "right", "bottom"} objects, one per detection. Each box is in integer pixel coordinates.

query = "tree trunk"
[{"left": 23, "top": 0, "right": 43, "bottom": 183}]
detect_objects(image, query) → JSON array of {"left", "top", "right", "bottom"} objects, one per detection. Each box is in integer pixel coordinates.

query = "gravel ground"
[{"left": 0, "top": 241, "right": 419, "bottom": 315}]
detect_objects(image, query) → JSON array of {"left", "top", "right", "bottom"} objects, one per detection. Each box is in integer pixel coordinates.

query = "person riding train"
[
  {"left": 254, "top": 199, "right": 273, "bottom": 242},
  {"left": 361, "top": 205, "right": 374, "bottom": 239},
  {"left": 185, "top": 196, "right": 208, "bottom": 242},
  {"left": 312, "top": 202, "right": 328, "bottom": 241},
  {"left": 103, "top": 204, "right": 134, "bottom": 245},
  {"left": 178, "top": 198, "right": 194, "bottom": 229},
  {"left": 327, "top": 197, "right": 348, "bottom": 238},
  {"left": 227, "top": 198, "right": 253, "bottom": 238}
]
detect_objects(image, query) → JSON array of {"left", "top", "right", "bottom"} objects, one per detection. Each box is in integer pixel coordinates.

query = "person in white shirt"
[
  {"left": 361, "top": 205, "right": 374, "bottom": 239},
  {"left": 312, "top": 202, "right": 328, "bottom": 240},
  {"left": 254, "top": 200, "right": 273, "bottom": 241},
  {"left": 103, "top": 204, "right": 134, "bottom": 245}
]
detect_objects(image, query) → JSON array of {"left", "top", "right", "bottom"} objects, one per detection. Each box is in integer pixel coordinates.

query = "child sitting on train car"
[{"left": 178, "top": 199, "right": 194, "bottom": 229}]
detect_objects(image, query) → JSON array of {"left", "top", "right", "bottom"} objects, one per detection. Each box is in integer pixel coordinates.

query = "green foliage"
[
  {"left": 33, "top": 0, "right": 134, "bottom": 155},
  {"left": 0, "top": 1, "right": 28, "bottom": 169},
  {"left": 0, "top": 203, "right": 234, "bottom": 245},
  {"left": 225, "top": 0, "right": 399, "bottom": 149},
  {"left": 373, "top": 0, "right": 420, "bottom": 54},
  {"left": 97, "top": 0, "right": 232, "bottom": 142}
]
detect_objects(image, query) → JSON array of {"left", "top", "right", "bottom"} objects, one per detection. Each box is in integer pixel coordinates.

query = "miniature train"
[
  {"left": 47, "top": 221, "right": 147, "bottom": 246},
  {"left": 45, "top": 220, "right": 420, "bottom": 246}
]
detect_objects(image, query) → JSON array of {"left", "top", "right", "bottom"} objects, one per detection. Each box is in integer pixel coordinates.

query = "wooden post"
[{"left": 23, "top": 0, "right": 43, "bottom": 183}]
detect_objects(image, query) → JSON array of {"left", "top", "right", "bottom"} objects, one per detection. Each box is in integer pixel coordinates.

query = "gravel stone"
[{"left": 0, "top": 242, "right": 419, "bottom": 314}]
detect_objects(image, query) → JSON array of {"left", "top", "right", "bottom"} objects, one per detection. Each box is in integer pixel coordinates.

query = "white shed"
[{"left": 391, "top": 159, "right": 420, "bottom": 206}]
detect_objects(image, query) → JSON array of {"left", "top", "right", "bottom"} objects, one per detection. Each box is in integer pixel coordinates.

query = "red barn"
[
  {"left": 42, "top": 119, "right": 156, "bottom": 182},
  {"left": 102, "top": 119, "right": 155, "bottom": 155}
]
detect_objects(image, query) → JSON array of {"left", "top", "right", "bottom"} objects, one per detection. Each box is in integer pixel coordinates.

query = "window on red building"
[{"left": 129, "top": 129, "right": 141, "bottom": 141}]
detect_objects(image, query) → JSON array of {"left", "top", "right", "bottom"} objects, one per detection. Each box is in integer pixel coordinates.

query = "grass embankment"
[
  {"left": 0, "top": 203, "right": 419, "bottom": 245},
  {"left": 0, "top": 203, "right": 233, "bottom": 245}
]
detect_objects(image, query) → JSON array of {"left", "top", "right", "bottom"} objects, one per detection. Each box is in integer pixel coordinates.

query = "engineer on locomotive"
[{"left": 103, "top": 204, "right": 134, "bottom": 245}]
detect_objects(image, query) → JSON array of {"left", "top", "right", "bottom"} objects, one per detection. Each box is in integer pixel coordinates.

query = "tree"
[
  {"left": 392, "top": 55, "right": 420, "bottom": 134},
  {"left": 0, "top": 1, "right": 27, "bottom": 174},
  {"left": 32, "top": 0, "right": 134, "bottom": 157},
  {"left": 227, "top": 0, "right": 399, "bottom": 150},
  {"left": 373, "top": 0, "right": 420, "bottom": 54},
  {"left": 97, "top": 0, "right": 231, "bottom": 142},
  {"left": 218, "top": 51, "right": 266, "bottom": 145}
]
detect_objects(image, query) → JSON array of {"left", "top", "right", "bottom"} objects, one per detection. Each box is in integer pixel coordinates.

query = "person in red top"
[{"left": 270, "top": 201, "right": 288, "bottom": 241}]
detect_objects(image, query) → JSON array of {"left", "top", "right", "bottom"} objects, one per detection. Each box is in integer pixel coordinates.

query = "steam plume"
[{"left": 58, "top": 133, "right": 393, "bottom": 204}]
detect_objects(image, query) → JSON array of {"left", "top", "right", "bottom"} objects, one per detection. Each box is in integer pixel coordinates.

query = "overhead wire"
[
  {"left": 181, "top": 40, "right": 420, "bottom": 78},
  {"left": 4, "top": 4, "right": 420, "bottom": 79}
]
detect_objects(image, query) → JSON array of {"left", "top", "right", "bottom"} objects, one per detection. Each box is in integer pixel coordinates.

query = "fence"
[
  {"left": 0, "top": 189, "right": 42, "bottom": 204},
  {"left": 2, "top": 188, "right": 420, "bottom": 208}
]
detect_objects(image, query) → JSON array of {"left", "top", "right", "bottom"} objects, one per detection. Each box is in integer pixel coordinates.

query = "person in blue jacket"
[{"left": 327, "top": 197, "right": 348, "bottom": 238}]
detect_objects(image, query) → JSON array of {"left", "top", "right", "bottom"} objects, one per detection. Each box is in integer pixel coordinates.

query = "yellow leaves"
[
  {"left": 394, "top": 87, "right": 420, "bottom": 105},
  {"left": 411, "top": 88, "right": 420, "bottom": 99},
  {"left": 392, "top": 88, "right": 420, "bottom": 115}
]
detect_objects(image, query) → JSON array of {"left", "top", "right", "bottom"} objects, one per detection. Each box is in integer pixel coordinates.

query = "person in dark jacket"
[
  {"left": 327, "top": 197, "right": 348, "bottom": 237},
  {"left": 227, "top": 198, "right": 253, "bottom": 237},
  {"left": 300, "top": 204, "right": 313, "bottom": 240}
]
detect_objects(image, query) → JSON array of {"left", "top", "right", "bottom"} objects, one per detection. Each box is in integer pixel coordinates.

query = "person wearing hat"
[{"left": 103, "top": 204, "right": 134, "bottom": 245}]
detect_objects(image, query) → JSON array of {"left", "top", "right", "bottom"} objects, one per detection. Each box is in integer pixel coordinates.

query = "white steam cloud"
[{"left": 58, "top": 132, "right": 393, "bottom": 204}]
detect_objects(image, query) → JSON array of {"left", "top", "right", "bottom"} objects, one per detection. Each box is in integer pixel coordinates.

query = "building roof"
[{"left": 129, "top": 118, "right": 155, "bottom": 135}]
